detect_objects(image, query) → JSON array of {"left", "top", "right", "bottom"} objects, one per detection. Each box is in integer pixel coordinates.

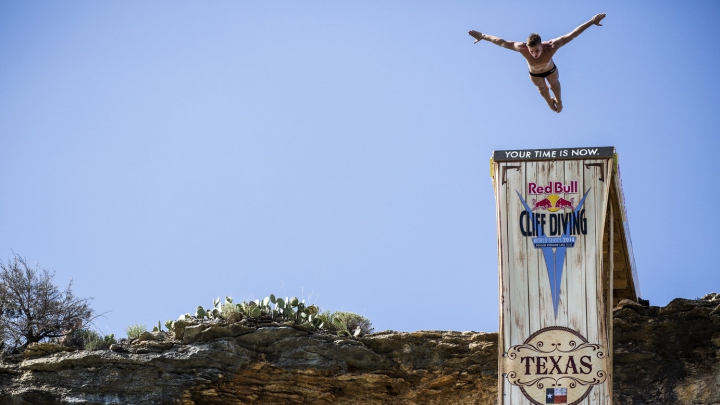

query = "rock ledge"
[{"left": 0, "top": 294, "right": 718, "bottom": 405}]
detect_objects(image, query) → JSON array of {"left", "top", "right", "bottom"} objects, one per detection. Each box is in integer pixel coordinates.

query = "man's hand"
[
  {"left": 591, "top": 13, "right": 606, "bottom": 26},
  {"left": 469, "top": 31, "right": 521, "bottom": 51},
  {"left": 468, "top": 30, "right": 483, "bottom": 44}
]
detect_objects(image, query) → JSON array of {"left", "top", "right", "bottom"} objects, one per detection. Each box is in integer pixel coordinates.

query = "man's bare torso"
[
  {"left": 520, "top": 42, "right": 558, "bottom": 73},
  {"left": 468, "top": 12, "right": 606, "bottom": 113}
]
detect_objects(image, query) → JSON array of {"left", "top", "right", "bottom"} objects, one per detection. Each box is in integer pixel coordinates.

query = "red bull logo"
[
  {"left": 528, "top": 181, "right": 578, "bottom": 195},
  {"left": 532, "top": 194, "right": 576, "bottom": 212}
]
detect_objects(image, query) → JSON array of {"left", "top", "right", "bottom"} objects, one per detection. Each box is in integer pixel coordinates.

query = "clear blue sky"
[{"left": 1, "top": 1, "right": 719, "bottom": 338}]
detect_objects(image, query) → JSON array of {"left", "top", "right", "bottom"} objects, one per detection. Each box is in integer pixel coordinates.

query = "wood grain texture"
[{"left": 494, "top": 157, "right": 618, "bottom": 405}]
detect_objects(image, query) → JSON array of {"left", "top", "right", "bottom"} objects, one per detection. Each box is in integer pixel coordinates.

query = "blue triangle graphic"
[{"left": 516, "top": 189, "right": 591, "bottom": 318}]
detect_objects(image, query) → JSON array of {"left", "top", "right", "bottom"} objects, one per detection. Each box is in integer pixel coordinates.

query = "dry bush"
[{"left": 0, "top": 254, "right": 95, "bottom": 350}]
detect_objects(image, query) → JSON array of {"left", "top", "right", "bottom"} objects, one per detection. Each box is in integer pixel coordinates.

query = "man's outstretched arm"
[
  {"left": 551, "top": 13, "right": 606, "bottom": 48},
  {"left": 468, "top": 30, "right": 523, "bottom": 51}
]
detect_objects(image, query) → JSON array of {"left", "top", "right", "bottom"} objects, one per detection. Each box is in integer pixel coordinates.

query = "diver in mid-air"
[{"left": 469, "top": 13, "right": 606, "bottom": 113}]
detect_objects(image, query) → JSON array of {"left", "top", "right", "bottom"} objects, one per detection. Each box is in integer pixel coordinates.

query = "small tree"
[{"left": 0, "top": 254, "right": 95, "bottom": 350}]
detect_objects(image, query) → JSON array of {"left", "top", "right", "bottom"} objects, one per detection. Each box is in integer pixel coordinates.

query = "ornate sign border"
[{"left": 504, "top": 326, "right": 607, "bottom": 405}]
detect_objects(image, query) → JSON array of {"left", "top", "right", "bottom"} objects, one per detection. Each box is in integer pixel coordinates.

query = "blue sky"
[{"left": 1, "top": 1, "right": 719, "bottom": 338}]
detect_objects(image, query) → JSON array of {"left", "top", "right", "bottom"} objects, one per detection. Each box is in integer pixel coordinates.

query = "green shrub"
[
  {"left": 61, "top": 328, "right": 116, "bottom": 350},
  {"left": 124, "top": 324, "right": 146, "bottom": 339},
  {"left": 220, "top": 302, "right": 244, "bottom": 323},
  {"left": 321, "top": 311, "right": 373, "bottom": 335},
  {"left": 61, "top": 328, "right": 94, "bottom": 349},
  {"left": 315, "top": 311, "right": 334, "bottom": 330},
  {"left": 84, "top": 334, "right": 104, "bottom": 351},
  {"left": 84, "top": 332, "right": 116, "bottom": 351},
  {"left": 183, "top": 295, "right": 372, "bottom": 335}
]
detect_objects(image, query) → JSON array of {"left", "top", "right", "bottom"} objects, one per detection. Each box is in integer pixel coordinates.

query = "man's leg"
[
  {"left": 546, "top": 70, "right": 562, "bottom": 113},
  {"left": 529, "top": 76, "right": 557, "bottom": 112}
]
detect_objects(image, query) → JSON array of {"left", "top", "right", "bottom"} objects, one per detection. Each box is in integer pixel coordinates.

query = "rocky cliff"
[
  {"left": 613, "top": 293, "right": 720, "bottom": 405},
  {"left": 0, "top": 293, "right": 717, "bottom": 405}
]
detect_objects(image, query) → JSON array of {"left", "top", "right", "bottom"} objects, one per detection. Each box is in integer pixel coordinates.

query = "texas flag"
[{"left": 546, "top": 387, "right": 567, "bottom": 404}]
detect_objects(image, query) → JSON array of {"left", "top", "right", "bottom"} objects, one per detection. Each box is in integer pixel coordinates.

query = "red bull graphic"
[
  {"left": 529, "top": 181, "right": 578, "bottom": 213},
  {"left": 527, "top": 181, "right": 578, "bottom": 195},
  {"left": 532, "top": 198, "right": 553, "bottom": 211},
  {"left": 532, "top": 195, "right": 576, "bottom": 212},
  {"left": 555, "top": 197, "right": 575, "bottom": 210}
]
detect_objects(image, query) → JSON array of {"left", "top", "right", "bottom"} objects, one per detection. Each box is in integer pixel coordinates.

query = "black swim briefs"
[{"left": 529, "top": 64, "right": 557, "bottom": 78}]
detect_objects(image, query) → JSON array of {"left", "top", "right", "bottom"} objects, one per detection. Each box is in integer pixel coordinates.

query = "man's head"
[{"left": 527, "top": 33, "right": 542, "bottom": 58}]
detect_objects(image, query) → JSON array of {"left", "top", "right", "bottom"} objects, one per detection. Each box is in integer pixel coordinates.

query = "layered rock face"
[
  {"left": 613, "top": 293, "right": 720, "bottom": 405},
  {"left": 0, "top": 294, "right": 718, "bottom": 405},
  {"left": 1, "top": 326, "right": 498, "bottom": 404}
]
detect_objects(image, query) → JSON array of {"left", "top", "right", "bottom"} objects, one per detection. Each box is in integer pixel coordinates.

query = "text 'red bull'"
[{"left": 527, "top": 181, "right": 578, "bottom": 195}]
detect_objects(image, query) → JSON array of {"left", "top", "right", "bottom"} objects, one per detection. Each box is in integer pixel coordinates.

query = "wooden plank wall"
[
  {"left": 607, "top": 174, "right": 640, "bottom": 305},
  {"left": 494, "top": 158, "right": 613, "bottom": 405}
]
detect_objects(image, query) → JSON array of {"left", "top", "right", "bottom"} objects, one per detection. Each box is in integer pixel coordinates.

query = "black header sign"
[{"left": 493, "top": 146, "right": 615, "bottom": 162}]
